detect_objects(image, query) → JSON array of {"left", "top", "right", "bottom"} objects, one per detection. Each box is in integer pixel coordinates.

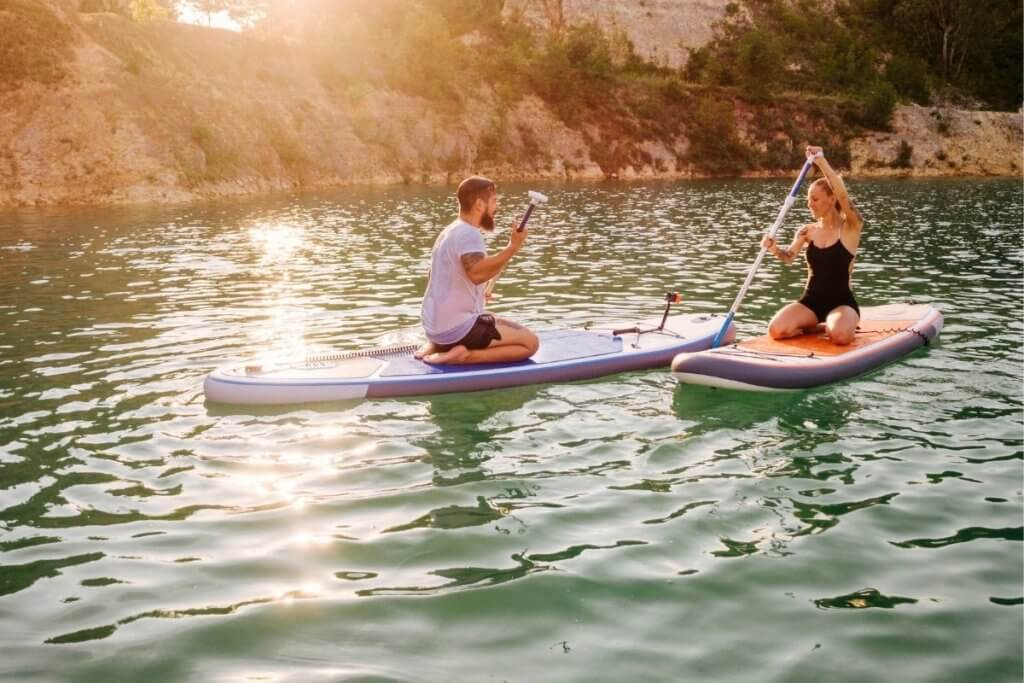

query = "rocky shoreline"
[{"left": 1, "top": 3, "right": 1020, "bottom": 209}]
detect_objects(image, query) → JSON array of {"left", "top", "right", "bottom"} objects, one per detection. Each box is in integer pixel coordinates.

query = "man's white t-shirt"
[{"left": 421, "top": 219, "right": 487, "bottom": 345}]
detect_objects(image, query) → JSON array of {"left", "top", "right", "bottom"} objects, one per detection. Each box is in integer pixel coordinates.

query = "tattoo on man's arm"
[{"left": 461, "top": 252, "right": 485, "bottom": 273}]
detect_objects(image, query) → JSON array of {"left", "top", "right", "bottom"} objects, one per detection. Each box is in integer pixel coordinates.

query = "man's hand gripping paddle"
[
  {"left": 709, "top": 156, "right": 818, "bottom": 348},
  {"left": 484, "top": 190, "right": 549, "bottom": 297}
]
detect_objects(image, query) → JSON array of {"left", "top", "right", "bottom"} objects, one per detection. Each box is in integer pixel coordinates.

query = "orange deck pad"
[{"left": 738, "top": 319, "right": 916, "bottom": 357}]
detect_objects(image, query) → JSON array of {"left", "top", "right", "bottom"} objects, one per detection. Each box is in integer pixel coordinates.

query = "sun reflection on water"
[
  {"left": 248, "top": 223, "right": 304, "bottom": 264},
  {"left": 246, "top": 223, "right": 315, "bottom": 361}
]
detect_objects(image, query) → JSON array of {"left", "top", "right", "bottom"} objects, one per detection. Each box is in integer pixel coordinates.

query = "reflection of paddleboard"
[
  {"left": 671, "top": 303, "right": 943, "bottom": 392},
  {"left": 205, "top": 313, "right": 733, "bottom": 405}
]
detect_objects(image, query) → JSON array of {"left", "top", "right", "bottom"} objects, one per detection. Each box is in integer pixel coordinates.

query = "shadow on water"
[
  {"left": 671, "top": 382, "right": 862, "bottom": 439},
  {"left": 202, "top": 397, "right": 363, "bottom": 418},
  {"left": 416, "top": 385, "right": 540, "bottom": 487},
  {"left": 670, "top": 384, "right": 800, "bottom": 435},
  {"left": 776, "top": 389, "right": 863, "bottom": 439}
]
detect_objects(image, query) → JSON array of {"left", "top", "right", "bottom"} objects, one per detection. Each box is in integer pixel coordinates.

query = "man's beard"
[{"left": 480, "top": 209, "right": 495, "bottom": 232}]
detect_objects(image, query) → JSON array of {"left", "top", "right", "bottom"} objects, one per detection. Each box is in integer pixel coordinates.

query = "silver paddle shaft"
[
  {"left": 709, "top": 157, "right": 816, "bottom": 348},
  {"left": 725, "top": 193, "right": 798, "bottom": 315}
]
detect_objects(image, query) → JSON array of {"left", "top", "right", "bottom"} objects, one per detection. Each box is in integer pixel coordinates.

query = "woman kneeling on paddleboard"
[{"left": 761, "top": 146, "right": 863, "bottom": 345}]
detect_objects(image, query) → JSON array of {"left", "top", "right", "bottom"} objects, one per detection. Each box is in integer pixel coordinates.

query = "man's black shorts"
[{"left": 435, "top": 314, "right": 502, "bottom": 351}]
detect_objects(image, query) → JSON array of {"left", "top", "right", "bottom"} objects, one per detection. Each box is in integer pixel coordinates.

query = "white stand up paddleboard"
[{"left": 205, "top": 312, "right": 733, "bottom": 405}]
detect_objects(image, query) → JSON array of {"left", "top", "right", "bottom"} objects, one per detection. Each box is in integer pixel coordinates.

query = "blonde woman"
[{"left": 760, "top": 146, "right": 863, "bottom": 345}]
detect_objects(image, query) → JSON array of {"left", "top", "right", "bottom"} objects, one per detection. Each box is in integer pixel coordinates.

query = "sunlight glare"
[
  {"left": 249, "top": 223, "right": 304, "bottom": 265},
  {"left": 245, "top": 222, "right": 315, "bottom": 362}
]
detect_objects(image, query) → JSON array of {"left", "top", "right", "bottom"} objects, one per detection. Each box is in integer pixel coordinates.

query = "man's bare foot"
[
  {"left": 423, "top": 345, "right": 470, "bottom": 365},
  {"left": 414, "top": 342, "right": 437, "bottom": 360}
]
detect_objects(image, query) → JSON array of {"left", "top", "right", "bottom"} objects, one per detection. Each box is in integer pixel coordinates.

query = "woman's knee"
[
  {"left": 830, "top": 327, "right": 855, "bottom": 345},
  {"left": 769, "top": 304, "right": 816, "bottom": 339},
  {"left": 768, "top": 321, "right": 788, "bottom": 340},
  {"left": 768, "top": 317, "right": 799, "bottom": 339},
  {"left": 826, "top": 307, "right": 858, "bottom": 345},
  {"left": 522, "top": 330, "right": 540, "bottom": 355}
]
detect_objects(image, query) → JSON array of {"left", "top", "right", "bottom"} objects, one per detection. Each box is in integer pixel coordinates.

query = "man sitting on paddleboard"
[
  {"left": 415, "top": 176, "right": 540, "bottom": 365},
  {"left": 760, "top": 146, "right": 863, "bottom": 345}
]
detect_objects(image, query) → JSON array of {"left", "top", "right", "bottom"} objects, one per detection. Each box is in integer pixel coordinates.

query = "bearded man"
[{"left": 416, "top": 176, "right": 539, "bottom": 365}]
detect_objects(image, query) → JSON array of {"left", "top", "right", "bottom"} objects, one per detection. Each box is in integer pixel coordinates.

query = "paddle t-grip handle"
[
  {"left": 517, "top": 204, "right": 536, "bottom": 232},
  {"left": 486, "top": 191, "right": 547, "bottom": 296}
]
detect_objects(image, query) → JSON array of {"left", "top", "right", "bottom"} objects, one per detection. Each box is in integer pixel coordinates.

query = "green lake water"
[{"left": 0, "top": 178, "right": 1021, "bottom": 682}]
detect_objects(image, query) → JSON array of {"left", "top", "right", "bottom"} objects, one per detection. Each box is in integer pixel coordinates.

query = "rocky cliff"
[
  {"left": 1, "top": 1, "right": 612, "bottom": 206},
  {"left": 851, "top": 105, "right": 1022, "bottom": 176},
  {"left": 503, "top": 0, "right": 732, "bottom": 68},
  {"left": 0, "top": 0, "right": 1019, "bottom": 208}
]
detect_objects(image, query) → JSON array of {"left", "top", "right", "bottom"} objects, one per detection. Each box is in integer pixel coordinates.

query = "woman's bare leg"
[
  {"left": 825, "top": 306, "right": 859, "bottom": 345},
  {"left": 768, "top": 302, "right": 819, "bottom": 340}
]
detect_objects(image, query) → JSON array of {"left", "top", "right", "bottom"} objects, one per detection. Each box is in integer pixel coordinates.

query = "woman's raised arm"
[{"left": 808, "top": 146, "right": 863, "bottom": 232}]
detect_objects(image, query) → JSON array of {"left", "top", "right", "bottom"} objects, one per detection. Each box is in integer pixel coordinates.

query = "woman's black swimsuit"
[{"left": 798, "top": 238, "right": 860, "bottom": 322}]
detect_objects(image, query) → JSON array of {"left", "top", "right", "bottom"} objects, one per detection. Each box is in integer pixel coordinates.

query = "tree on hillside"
[
  {"left": 685, "top": 0, "right": 1020, "bottom": 110},
  {"left": 80, "top": 0, "right": 178, "bottom": 20},
  {"left": 845, "top": 0, "right": 1022, "bottom": 107},
  {"left": 891, "top": 0, "right": 992, "bottom": 82},
  {"left": 190, "top": 0, "right": 227, "bottom": 25},
  {"left": 129, "top": 0, "right": 171, "bottom": 22},
  {"left": 430, "top": 0, "right": 505, "bottom": 35},
  {"left": 222, "top": 0, "right": 268, "bottom": 27}
]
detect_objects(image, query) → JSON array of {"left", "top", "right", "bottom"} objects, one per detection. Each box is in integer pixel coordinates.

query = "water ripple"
[{"left": 0, "top": 180, "right": 1020, "bottom": 681}]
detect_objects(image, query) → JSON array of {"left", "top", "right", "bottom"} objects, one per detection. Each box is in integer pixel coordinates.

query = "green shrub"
[
  {"left": 187, "top": 125, "right": 240, "bottom": 182},
  {"left": 859, "top": 80, "right": 897, "bottom": 129},
  {"left": 706, "top": 52, "right": 738, "bottom": 87},
  {"left": 128, "top": 0, "right": 169, "bottom": 23},
  {"left": 659, "top": 76, "right": 688, "bottom": 104},
  {"left": 426, "top": 0, "right": 503, "bottom": 35},
  {"left": 563, "top": 23, "right": 615, "bottom": 81},
  {"left": 683, "top": 47, "right": 711, "bottom": 83},
  {"left": 532, "top": 21, "right": 617, "bottom": 107},
  {"left": 760, "top": 137, "right": 800, "bottom": 170},
  {"left": 270, "top": 135, "right": 306, "bottom": 170},
  {"left": 736, "top": 29, "right": 784, "bottom": 98},
  {"left": 825, "top": 142, "right": 853, "bottom": 170},
  {"left": 685, "top": 97, "right": 751, "bottom": 174},
  {"left": 384, "top": 7, "right": 462, "bottom": 101},
  {"left": 818, "top": 41, "right": 875, "bottom": 89},
  {"left": 123, "top": 46, "right": 150, "bottom": 76},
  {"left": 885, "top": 54, "right": 930, "bottom": 104},
  {"left": 893, "top": 140, "right": 913, "bottom": 168}
]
